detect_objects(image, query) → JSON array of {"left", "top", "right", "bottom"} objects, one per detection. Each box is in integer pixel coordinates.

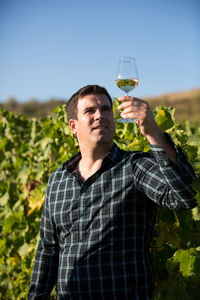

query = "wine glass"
[{"left": 115, "top": 56, "right": 139, "bottom": 123}]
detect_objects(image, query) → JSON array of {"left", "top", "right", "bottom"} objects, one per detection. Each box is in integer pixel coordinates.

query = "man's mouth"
[
  {"left": 92, "top": 124, "right": 108, "bottom": 130},
  {"left": 94, "top": 126, "right": 107, "bottom": 129}
]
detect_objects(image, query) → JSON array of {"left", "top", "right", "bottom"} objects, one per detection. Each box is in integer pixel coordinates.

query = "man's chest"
[{"left": 48, "top": 163, "right": 137, "bottom": 236}]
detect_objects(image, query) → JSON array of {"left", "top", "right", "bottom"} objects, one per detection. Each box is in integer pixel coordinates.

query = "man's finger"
[{"left": 118, "top": 96, "right": 134, "bottom": 102}]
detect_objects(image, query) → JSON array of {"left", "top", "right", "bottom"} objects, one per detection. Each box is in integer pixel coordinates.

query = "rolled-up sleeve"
[{"left": 133, "top": 135, "right": 197, "bottom": 210}]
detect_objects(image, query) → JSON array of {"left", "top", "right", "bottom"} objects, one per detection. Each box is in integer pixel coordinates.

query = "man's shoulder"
[
  {"left": 112, "top": 143, "right": 152, "bottom": 161},
  {"left": 119, "top": 147, "right": 152, "bottom": 161},
  {"left": 48, "top": 165, "right": 66, "bottom": 184}
]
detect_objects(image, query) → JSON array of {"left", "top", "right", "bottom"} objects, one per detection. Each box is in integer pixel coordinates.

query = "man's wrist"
[{"left": 145, "top": 129, "right": 166, "bottom": 146}]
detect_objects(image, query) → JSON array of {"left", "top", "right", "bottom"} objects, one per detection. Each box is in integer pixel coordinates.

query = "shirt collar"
[
  {"left": 62, "top": 143, "right": 121, "bottom": 173},
  {"left": 105, "top": 142, "right": 121, "bottom": 163}
]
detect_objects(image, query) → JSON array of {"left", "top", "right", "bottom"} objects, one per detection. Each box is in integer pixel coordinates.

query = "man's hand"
[
  {"left": 118, "top": 96, "right": 177, "bottom": 163},
  {"left": 118, "top": 96, "right": 160, "bottom": 137}
]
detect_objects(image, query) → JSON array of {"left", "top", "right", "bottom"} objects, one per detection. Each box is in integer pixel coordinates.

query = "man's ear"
[{"left": 69, "top": 119, "right": 78, "bottom": 135}]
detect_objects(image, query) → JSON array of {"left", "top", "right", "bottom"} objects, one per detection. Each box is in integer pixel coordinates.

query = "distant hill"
[
  {"left": 1, "top": 98, "right": 66, "bottom": 119},
  {"left": 1, "top": 89, "right": 200, "bottom": 122},
  {"left": 145, "top": 88, "right": 200, "bottom": 122}
]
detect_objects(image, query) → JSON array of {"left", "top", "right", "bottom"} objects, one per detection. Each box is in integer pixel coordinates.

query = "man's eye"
[
  {"left": 104, "top": 107, "right": 112, "bottom": 112},
  {"left": 85, "top": 109, "right": 94, "bottom": 114}
]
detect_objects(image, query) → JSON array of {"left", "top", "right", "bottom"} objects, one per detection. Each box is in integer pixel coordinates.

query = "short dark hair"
[{"left": 66, "top": 85, "right": 113, "bottom": 120}]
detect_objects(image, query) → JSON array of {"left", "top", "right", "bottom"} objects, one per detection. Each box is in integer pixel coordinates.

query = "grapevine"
[{"left": 0, "top": 105, "right": 200, "bottom": 299}]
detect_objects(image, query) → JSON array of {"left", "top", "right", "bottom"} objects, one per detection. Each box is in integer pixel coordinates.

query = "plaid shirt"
[{"left": 28, "top": 138, "right": 196, "bottom": 300}]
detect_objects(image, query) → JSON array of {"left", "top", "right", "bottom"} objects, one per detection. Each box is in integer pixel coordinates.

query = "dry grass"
[
  {"left": 1, "top": 88, "right": 200, "bottom": 122},
  {"left": 145, "top": 89, "right": 200, "bottom": 122}
]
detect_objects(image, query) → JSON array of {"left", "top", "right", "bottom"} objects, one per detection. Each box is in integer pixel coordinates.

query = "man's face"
[{"left": 69, "top": 94, "right": 115, "bottom": 149}]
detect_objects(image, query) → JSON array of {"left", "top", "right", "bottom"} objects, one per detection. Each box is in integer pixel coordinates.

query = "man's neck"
[{"left": 77, "top": 142, "right": 113, "bottom": 181}]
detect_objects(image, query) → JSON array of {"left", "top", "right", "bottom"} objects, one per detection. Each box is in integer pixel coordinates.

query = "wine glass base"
[{"left": 117, "top": 118, "right": 136, "bottom": 123}]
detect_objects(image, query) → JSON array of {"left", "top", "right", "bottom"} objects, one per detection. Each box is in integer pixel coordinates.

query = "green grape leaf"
[
  {"left": 18, "top": 243, "right": 30, "bottom": 257},
  {"left": 154, "top": 106, "right": 175, "bottom": 131},
  {"left": 0, "top": 192, "right": 9, "bottom": 206},
  {"left": 173, "top": 249, "right": 196, "bottom": 277},
  {"left": 27, "top": 185, "right": 45, "bottom": 216}
]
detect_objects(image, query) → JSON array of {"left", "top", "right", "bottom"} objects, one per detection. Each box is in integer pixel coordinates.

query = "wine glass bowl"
[{"left": 115, "top": 57, "right": 139, "bottom": 123}]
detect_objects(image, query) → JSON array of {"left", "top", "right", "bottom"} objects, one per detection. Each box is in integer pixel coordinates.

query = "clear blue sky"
[{"left": 0, "top": 0, "right": 199, "bottom": 102}]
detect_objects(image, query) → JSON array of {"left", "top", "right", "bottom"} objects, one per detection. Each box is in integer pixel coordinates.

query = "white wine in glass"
[{"left": 115, "top": 57, "right": 139, "bottom": 123}]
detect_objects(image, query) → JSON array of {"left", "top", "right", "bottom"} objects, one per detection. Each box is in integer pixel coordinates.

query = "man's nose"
[{"left": 94, "top": 109, "right": 104, "bottom": 119}]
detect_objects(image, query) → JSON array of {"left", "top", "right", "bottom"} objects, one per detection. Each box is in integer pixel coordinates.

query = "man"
[{"left": 28, "top": 85, "right": 196, "bottom": 299}]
